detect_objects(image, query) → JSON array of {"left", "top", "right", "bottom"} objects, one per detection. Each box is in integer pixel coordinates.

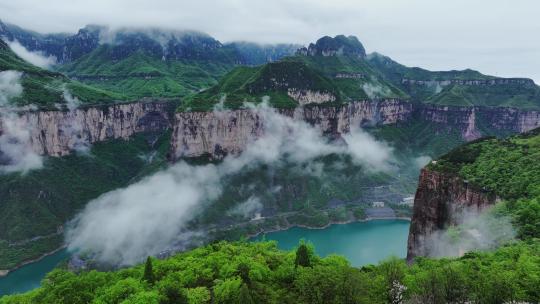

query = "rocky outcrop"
[
  {"left": 170, "top": 99, "right": 412, "bottom": 160},
  {"left": 401, "top": 78, "right": 536, "bottom": 87},
  {"left": 296, "top": 35, "right": 366, "bottom": 58},
  {"left": 0, "top": 100, "right": 173, "bottom": 157},
  {"left": 287, "top": 89, "right": 337, "bottom": 106},
  {"left": 334, "top": 73, "right": 364, "bottom": 79},
  {"left": 406, "top": 169, "right": 497, "bottom": 260}
]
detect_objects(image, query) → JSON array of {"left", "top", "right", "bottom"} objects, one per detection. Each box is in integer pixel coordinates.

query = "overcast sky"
[{"left": 1, "top": 0, "right": 539, "bottom": 83}]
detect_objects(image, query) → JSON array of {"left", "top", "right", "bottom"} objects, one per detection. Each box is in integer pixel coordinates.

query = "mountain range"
[{"left": 0, "top": 20, "right": 539, "bottom": 284}]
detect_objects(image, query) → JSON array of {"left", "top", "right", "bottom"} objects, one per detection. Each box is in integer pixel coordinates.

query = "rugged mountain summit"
[
  {"left": 0, "top": 21, "right": 100, "bottom": 63},
  {"left": 0, "top": 22, "right": 299, "bottom": 99},
  {"left": 0, "top": 21, "right": 298, "bottom": 65},
  {"left": 297, "top": 35, "right": 366, "bottom": 58}
]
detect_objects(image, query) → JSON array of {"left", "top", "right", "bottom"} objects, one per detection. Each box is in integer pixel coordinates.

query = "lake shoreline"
[
  {"left": 247, "top": 216, "right": 411, "bottom": 240},
  {"left": 1, "top": 217, "right": 412, "bottom": 278},
  {"left": 0, "top": 246, "right": 66, "bottom": 278}
]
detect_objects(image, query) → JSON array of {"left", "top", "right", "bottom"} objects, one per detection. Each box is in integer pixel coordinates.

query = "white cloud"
[
  {"left": 0, "top": 70, "right": 23, "bottom": 105},
  {"left": 6, "top": 40, "right": 57, "bottom": 69},
  {"left": 413, "top": 155, "right": 431, "bottom": 169},
  {"left": 66, "top": 101, "right": 394, "bottom": 265},
  {"left": 228, "top": 196, "right": 263, "bottom": 218},
  {"left": 362, "top": 82, "right": 392, "bottom": 100},
  {"left": 0, "top": 70, "right": 43, "bottom": 173},
  {"left": 62, "top": 85, "right": 81, "bottom": 111},
  {"left": 421, "top": 204, "right": 516, "bottom": 258},
  {"left": 0, "top": 111, "right": 43, "bottom": 173},
  {"left": 1, "top": 0, "right": 539, "bottom": 82}
]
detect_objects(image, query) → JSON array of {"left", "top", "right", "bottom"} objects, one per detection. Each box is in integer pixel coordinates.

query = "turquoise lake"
[
  {"left": 252, "top": 219, "right": 410, "bottom": 267},
  {"left": 0, "top": 219, "right": 410, "bottom": 297},
  {"left": 0, "top": 249, "right": 69, "bottom": 297}
]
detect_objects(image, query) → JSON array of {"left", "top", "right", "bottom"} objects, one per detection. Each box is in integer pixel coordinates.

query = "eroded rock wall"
[
  {"left": 170, "top": 99, "right": 412, "bottom": 160},
  {"left": 0, "top": 100, "right": 172, "bottom": 157},
  {"left": 406, "top": 169, "right": 497, "bottom": 260}
]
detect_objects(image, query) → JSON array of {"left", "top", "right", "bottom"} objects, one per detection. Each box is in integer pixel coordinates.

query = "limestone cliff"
[
  {"left": 0, "top": 100, "right": 173, "bottom": 157},
  {"left": 170, "top": 99, "right": 411, "bottom": 159},
  {"left": 406, "top": 169, "right": 497, "bottom": 260},
  {"left": 418, "top": 105, "right": 540, "bottom": 141},
  {"left": 170, "top": 100, "right": 540, "bottom": 160}
]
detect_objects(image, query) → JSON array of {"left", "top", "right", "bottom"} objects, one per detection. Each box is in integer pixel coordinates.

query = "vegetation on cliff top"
[
  {"left": 429, "top": 127, "right": 540, "bottom": 240},
  {"left": 180, "top": 61, "right": 342, "bottom": 111},
  {"left": 429, "top": 128, "right": 540, "bottom": 199},
  {"left": 58, "top": 47, "right": 236, "bottom": 100},
  {"left": 425, "top": 82, "right": 540, "bottom": 109},
  {"left": 367, "top": 52, "right": 540, "bottom": 109}
]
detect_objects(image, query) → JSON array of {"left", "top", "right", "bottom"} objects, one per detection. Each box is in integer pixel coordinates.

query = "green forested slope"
[
  {"left": 58, "top": 47, "right": 236, "bottom": 99},
  {"left": 424, "top": 82, "right": 540, "bottom": 109},
  {"left": 0, "top": 132, "right": 171, "bottom": 270},
  {"left": 0, "top": 39, "right": 125, "bottom": 108},
  {"left": 367, "top": 52, "right": 540, "bottom": 109},
  {"left": 181, "top": 54, "right": 408, "bottom": 111}
]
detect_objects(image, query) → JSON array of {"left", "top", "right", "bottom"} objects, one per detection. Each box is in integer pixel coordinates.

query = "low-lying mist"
[
  {"left": 6, "top": 40, "right": 57, "bottom": 69},
  {"left": 422, "top": 204, "right": 516, "bottom": 258},
  {"left": 67, "top": 101, "right": 395, "bottom": 265},
  {"left": 0, "top": 70, "right": 43, "bottom": 173}
]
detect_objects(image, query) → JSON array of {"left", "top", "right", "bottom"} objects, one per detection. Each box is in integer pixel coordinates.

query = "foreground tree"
[
  {"left": 143, "top": 256, "right": 155, "bottom": 285},
  {"left": 295, "top": 244, "right": 311, "bottom": 268}
]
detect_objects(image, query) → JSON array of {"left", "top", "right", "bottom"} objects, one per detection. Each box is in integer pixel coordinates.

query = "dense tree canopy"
[{"left": 1, "top": 240, "right": 539, "bottom": 304}]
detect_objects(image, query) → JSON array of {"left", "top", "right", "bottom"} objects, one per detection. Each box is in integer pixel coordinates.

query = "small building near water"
[
  {"left": 399, "top": 196, "right": 414, "bottom": 207},
  {"left": 372, "top": 201, "right": 385, "bottom": 208}
]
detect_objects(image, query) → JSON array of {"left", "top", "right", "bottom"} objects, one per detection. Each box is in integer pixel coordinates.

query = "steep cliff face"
[
  {"left": 476, "top": 107, "right": 540, "bottom": 133},
  {"left": 170, "top": 99, "right": 412, "bottom": 160},
  {"left": 418, "top": 105, "right": 540, "bottom": 140},
  {"left": 171, "top": 101, "right": 540, "bottom": 160},
  {"left": 417, "top": 105, "right": 482, "bottom": 141},
  {"left": 0, "top": 100, "right": 172, "bottom": 157},
  {"left": 406, "top": 169, "right": 497, "bottom": 260}
]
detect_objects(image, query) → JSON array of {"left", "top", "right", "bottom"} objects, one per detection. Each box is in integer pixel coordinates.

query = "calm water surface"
[
  {"left": 253, "top": 219, "right": 410, "bottom": 266},
  {"left": 0, "top": 249, "right": 69, "bottom": 296},
  {"left": 0, "top": 220, "right": 410, "bottom": 296}
]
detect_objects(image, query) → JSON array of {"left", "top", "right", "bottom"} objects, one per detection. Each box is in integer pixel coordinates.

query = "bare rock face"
[
  {"left": 417, "top": 105, "right": 482, "bottom": 141},
  {"left": 401, "top": 77, "right": 536, "bottom": 87},
  {"left": 287, "top": 89, "right": 336, "bottom": 106},
  {"left": 477, "top": 107, "right": 540, "bottom": 133},
  {"left": 406, "top": 169, "right": 497, "bottom": 260},
  {"left": 0, "top": 100, "right": 172, "bottom": 157},
  {"left": 170, "top": 99, "right": 412, "bottom": 160},
  {"left": 418, "top": 105, "right": 540, "bottom": 141}
]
